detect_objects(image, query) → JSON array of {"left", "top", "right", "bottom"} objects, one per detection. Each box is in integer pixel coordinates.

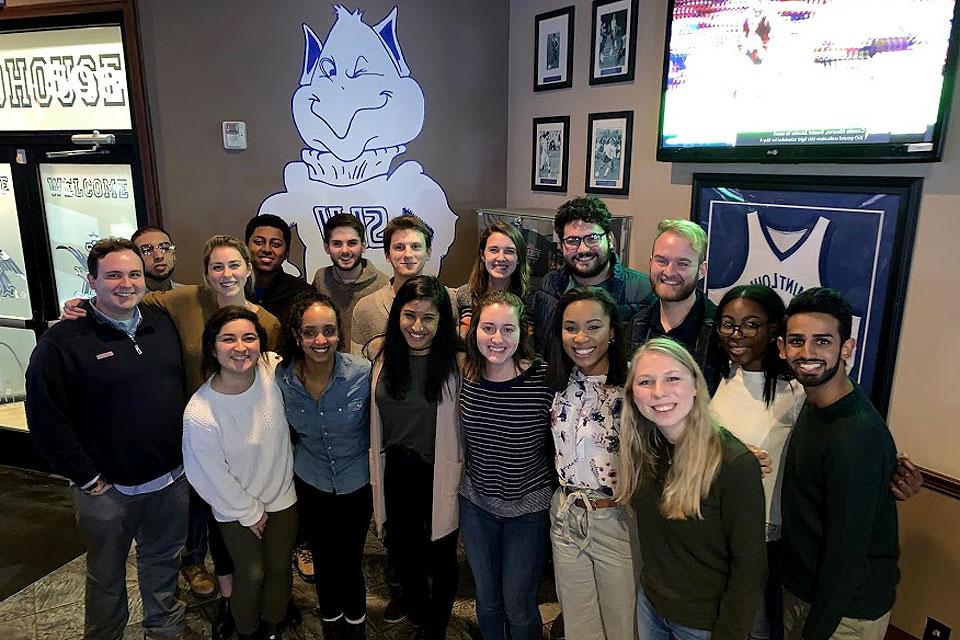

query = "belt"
[{"left": 562, "top": 486, "right": 618, "bottom": 510}]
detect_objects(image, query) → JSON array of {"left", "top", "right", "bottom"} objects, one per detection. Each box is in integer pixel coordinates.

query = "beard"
[
  {"left": 653, "top": 277, "right": 698, "bottom": 302},
  {"left": 792, "top": 357, "right": 844, "bottom": 388},
  {"left": 333, "top": 255, "right": 361, "bottom": 272},
  {"left": 569, "top": 248, "right": 612, "bottom": 280}
]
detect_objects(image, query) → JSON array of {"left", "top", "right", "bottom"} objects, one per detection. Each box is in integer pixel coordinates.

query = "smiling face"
[
  {"left": 135, "top": 230, "right": 176, "bottom": 281},
  {"left": 206, "top": 247, "right": 251, "bottom": 299},
  {"left": 561, "top": 220, "right": 612, "bottom": 281},
  {"left": 214, "top": 319, "right": 261, "bottom": 377},
  {"left": 476, "top": 303, "right": 521, "bottom": 372},
  {"left": 247, "top": 226, "right": 288, "bottom": 275},
  {"left": 87, "top": 249, "right": 146, "bottom": 320},
  {"left": 630, "top": 350, "right": 697, "bottom": 442},
  {"left": 324, "top": 226, "right": 364, "bottom": 272},
  {"left": 483, "top": 232, "right": 518, "bottom": 284},
  {"left": 298, "top": 302, "right": 339, "bottom": 366},
  {"left": 561, "top": 299, "right": 613, "bottom": 376},
  {"left": 386, "top": 229, "right": 430, "bottom": 280},
  {"left": 718, "top": 297, "right": 774, "bottom": 371},
  {"left": 649, "top": 231, "right": 706, "bottom": 303},
  {"left": 779, "top": 312, "right": 854, "bottom": 388},
  {"left": 399, "top": 298, "right": 439, "bottom": 351}
]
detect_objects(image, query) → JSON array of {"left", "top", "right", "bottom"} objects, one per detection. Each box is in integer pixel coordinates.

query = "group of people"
[{"left": 25, "top": 196, "right": 921, "bottom": 640}]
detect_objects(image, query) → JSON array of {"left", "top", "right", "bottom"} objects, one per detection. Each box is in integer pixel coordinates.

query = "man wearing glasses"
[
  {"left": 628, "top": 218, "right": 724, "bottom": 393},
  {"left": 531, "top": 196, "right": 651, "bottom": 355},
  {"left": 132, "top": 226, "right": 183, "bottom": 292}
]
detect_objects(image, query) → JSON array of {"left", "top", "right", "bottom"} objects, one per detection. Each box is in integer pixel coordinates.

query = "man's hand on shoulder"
[{"left": 891, "top": 454, "right": 923, "bottom": 501}]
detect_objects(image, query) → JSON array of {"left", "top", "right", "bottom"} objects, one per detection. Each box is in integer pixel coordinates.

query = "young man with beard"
[
  {"left": 627, "top": 219, "right": 723, "bottom": 393},
  {"left": 245, "top": 214, "right": 314, "bottom": 324},
  {"left": 132, "top": 226, "right": 183, "bottom": 292},
  {"left": 778, "top": 288, "right": 899, "bottom": 640},
  {"left": 531, "top": 196, "right": 651, "bottom": 355},
  {"left": 313, "top": 213, "right": 389, "bottom": 346}
]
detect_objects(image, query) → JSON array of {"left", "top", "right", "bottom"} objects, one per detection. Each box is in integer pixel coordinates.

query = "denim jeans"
[
  {"left": 460, "top": 496, "right": 549, "bottom": 640},
  {"left": 636, "top": 584, "right": 711, "bottom": 640}
]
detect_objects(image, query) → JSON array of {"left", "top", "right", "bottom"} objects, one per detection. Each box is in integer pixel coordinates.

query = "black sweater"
[
  {"left": 781, "top": 382, "right": 899, "bottom": 640},
  {"left": 26, "top": 302, "right": 186, "bottom": 487}
]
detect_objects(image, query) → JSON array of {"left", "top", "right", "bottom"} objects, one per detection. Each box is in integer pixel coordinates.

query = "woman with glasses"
[
  {"left": 276, "top": 291, "right": 372, "bottom": 640},
  {"left": 456, "top": 222, "right": 531, "bottom": 337}
]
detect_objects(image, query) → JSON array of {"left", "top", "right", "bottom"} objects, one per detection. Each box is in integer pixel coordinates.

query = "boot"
[
  {"left": 212, "top": 597, "right": 235, "bottom": 640},
  {"left": 341, "top": 618, "right": 366, "bottom": 640},
  {"left": 320, "top": 618, "right": 343, "bottom": 640},
  {"left": 281, "top": 601, "right": 301, "bottom": 629},
  {"left": 261, "top": 621, "right": 283, "bottom": 640}
]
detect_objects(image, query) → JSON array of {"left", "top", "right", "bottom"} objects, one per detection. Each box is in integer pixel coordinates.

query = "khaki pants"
[{"left": 783, "top": 589, "right": 890, "bottom": 640}]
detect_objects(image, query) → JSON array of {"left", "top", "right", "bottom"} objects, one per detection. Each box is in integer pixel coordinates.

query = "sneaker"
[
  {"left": 381, "top": 590, "right": 406, "bottom": 624},
  {"left": 180, "top": 564, "right": 216, "bottom": 598},
  {"left": 294, "top": 544, "right": 315, "bottom": 583},
  {"left": 549, "top": 612, "right": 565, "bottom": 640}
]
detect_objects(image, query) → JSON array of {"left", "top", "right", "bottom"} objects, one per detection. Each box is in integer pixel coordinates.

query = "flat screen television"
[{"left": 657, "top": 0, "right": 960, "bottom": 163}]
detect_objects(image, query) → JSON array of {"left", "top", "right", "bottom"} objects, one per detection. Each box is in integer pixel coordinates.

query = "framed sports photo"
[
  {"left": 585, "top": 111, "right": 633, "bottom": 196},
  {"left": 691, "top": 173, "right": 922, "bottom": 416},
  {"left": 531, "top": 116, "right": 570, "bottom": 192},
  {"left": 589, "top": 0, "right": 639, "bottom": 85},
  {"left": 534, "top": 6, "right": 575, "bottom": 92}
]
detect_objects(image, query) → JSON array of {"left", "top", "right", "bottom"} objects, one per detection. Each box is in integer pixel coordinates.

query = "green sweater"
[
  {"left": 781, "top": 382, "right": 899, "bottom": 640},
  {"left": 632, "top": 428, "right": 765, "bottom": 640}
]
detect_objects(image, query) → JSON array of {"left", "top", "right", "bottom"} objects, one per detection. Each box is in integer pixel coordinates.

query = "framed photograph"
[
  {"left": 531, "top": 116, "right": 570, "bottom": 192},
  {"left": 534, "top": 6, "right": 575, "bottom": 92},
  {"left": 585, "top": 111, "right": 633, "bottom": 196},
  {"left": 590, "top": 0, "right": 638, "bottom": 85},
  {"left": 691, "top": 173, "right": 923, "bottom": 416}
]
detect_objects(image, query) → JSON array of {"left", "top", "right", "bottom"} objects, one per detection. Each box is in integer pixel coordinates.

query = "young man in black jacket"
[{"left": 26, "top": 238, "right": 189, "bottom": 640}]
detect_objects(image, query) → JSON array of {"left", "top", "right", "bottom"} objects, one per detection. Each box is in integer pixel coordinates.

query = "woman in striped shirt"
[{"left": 459, "top": 291, "right": 555, "bottom": 640}]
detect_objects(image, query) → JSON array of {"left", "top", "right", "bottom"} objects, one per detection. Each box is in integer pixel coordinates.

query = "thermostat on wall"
[{"left": 222, "top": 121, "right": 247, "bottom": 150}]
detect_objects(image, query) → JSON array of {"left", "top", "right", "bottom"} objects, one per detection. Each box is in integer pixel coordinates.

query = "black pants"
[
  {"left": 384, "top": 446, "right": 459, "bottom": 637},
  {"left": 184, "top": 486, "right": 234, "bottom": 576},
  {"left": 297, "top": 478, "right": 373, "bottom": 621}
]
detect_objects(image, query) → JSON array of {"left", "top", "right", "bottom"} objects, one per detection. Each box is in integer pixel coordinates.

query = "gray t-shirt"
[{"left": 375, "top": 354, "right": 438, "bottom": 463}]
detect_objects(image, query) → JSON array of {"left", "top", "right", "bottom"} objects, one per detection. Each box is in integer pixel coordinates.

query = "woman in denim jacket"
[{"left": 276, "top": 291, "right": 372, "bottom": 640}]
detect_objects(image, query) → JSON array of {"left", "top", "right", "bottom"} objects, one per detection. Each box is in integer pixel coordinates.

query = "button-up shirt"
[{"left": 276, "top": 352, "right": 372, "bottom": 495}]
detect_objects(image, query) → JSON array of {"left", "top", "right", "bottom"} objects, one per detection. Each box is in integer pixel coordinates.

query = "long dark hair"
[
  {"left": 715, "top": 284, "right": 792, "bottom": 406},
  {"left": 545, "top": 287, "right": 626, "bottom": 391},
  {"left": 201, "top": 305, "right": 269, "bottom": 378},
  {"left": 466, "top": 222, "right": 530, "bottom": 305},
  {"left": 280, "top": 291, "right": 344, "bottom": 362},
  {"left": 463, "top": 290, "right": 535, "bottom": 382},
  {"left": 379, "top": 275, "right": 460, "bottom": 403}
]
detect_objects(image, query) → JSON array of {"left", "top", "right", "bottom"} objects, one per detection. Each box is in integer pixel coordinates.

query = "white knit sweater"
[{"left": 182, "top": 353, "right": 296, "bottom": 526}]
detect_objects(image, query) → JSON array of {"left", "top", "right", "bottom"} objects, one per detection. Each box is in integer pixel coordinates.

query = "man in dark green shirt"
[{"left": 778, "top": 288, "right": 899, "bottom": 640}]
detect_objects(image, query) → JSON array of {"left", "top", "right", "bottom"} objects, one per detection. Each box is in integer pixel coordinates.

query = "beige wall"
[
  {"left": 508, "top": 0, "right": 960, "bottom": 633},
  {"left": 135, "top": 0, "right": 508, "bottom": 286}
]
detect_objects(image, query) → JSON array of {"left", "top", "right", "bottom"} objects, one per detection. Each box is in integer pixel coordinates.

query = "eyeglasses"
[
  {"left": 138, "top": 243, "right": 175, "bottom": 256},
  {"left": 561, "top": 233, "right": 605, "bottom": 249},
  {"left": 717, "top": 320, "right": 767, "bottom": 338}
]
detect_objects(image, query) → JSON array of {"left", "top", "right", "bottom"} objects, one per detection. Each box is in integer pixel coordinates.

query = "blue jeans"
[
  {"left": 637, "top": 584, "right": 711, "bottom": 640},
  {"left": 460, "top": 496, "right": 549, "bottom": 640}
]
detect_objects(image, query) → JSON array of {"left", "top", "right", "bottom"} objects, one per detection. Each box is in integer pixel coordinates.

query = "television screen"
[{"left": 658, "top": 0, "right": 960, "bottom": 162}]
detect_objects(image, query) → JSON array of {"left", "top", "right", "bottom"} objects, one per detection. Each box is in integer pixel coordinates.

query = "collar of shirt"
[
  {"left": 649, "top": 290, "right": 705, "bottom": 349},
  {"left": 88, "top": 299, "right": 142, "bottom": 339}
]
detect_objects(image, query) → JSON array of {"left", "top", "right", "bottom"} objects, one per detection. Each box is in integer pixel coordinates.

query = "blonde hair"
[
  {"left": 201, "top": 235, "right": 253, "bottom": 290},
  {"left": 614, "top": 337, "right": 722, "bottom": 519},
  {"left": 653, "top": 219, "right": 707, "bottom": 263}
]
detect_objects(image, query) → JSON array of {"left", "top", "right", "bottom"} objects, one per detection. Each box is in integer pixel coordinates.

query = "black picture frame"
[
  {"left": 531, "top": 116, "right": 570, "bottom": 192},
  {"left": 585, "top": 110, "right": 633, "bottom": 196},
  {"left": 589, "top": 0, "right": 639, "bottom": 85},
  {"left": 534, "top": 6, "right": 575, "bottom": 92},
  {"left": 691, "top": 173, "right": 923, "bottom": 417}
]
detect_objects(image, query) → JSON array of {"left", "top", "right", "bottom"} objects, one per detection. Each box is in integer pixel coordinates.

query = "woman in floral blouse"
[{"left": 545, "top": 287, "right": 639, "bottom": 640}]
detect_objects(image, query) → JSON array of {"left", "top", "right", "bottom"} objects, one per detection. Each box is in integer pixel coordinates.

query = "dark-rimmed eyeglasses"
[
  {"left": 138, "top": 243, "right": 175, "bottom": 256},
  {"left": 561, "top": 233, "right": 605, "bottom": 249},
  {"left": 717, "top": 320, "right": 767, "bottom": 338}
]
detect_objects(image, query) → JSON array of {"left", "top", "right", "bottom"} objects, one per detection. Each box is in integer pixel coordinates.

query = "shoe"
[
  {"left": 549, "top": 611, "right": 565, "bottom": 640},
  {"left": 281, "top": 601, "right": 302, "bottom": 629},
  {"left": 341, "top": 618, "right": 366, "bottom": 640},
  {"left": 294, "top": 544, "right": 315, "bottom": 583},
  {"left": 321, "top": 618, "right": 343, "bottom": 640},
  {"left": 181, "top": 563, "right": 217, "bottom": 598},
  {"left": 261, "top": 621, "right": 283, "bottom": 640},
  {"left": 212, "top": 597, "right": 235, "bottom": 640},
  {"left": 382, "top": 586, "right": 406, "bottom": 624}
]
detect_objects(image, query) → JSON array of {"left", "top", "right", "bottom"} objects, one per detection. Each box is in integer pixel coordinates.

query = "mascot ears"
[
  {"left": 374, "top": 7, "right": 410, "bottom": 77},
  {"left": 300, "top": 24, "right": 323, "bottom": 86}
]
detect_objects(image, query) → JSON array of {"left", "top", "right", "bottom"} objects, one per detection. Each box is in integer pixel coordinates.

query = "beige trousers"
[{"left": 783, "top": 589, "right": 891, "bottom": 640}]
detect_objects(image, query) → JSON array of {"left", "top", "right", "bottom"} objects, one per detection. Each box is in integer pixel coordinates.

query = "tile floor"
[{"left": 0, "top": 524, "right": 562, "bottom": 639}]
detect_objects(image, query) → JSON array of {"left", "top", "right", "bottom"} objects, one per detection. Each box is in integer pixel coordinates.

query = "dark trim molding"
[
  {"left": 920, "top": 466, "right": 960, "bottom": 500},
  {"left": 886, "top": 624, "right": 919, "bottom": 640}
]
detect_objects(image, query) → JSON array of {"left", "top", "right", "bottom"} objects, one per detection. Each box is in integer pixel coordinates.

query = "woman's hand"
[
  {"left": 61, "top": 297, "right": 87, "bottom": 320},
  {"left": 747, "top": 445, "right": 773, "bottom": 475},
  {"left": 891, "top": 454, "right": 923, "bottom": 501},
  {"left": 248, "top": 512, "right": 269, "bottom": 539}
]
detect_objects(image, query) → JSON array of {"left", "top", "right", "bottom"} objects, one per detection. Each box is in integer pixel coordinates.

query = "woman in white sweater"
[{"left": 182, "top": 306, "right": 296, "bottom": 640}]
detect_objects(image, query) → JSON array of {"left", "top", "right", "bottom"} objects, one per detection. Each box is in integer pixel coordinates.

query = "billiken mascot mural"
[{"left": 259, "top": 5, "right": 457, "bottom": 277}]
